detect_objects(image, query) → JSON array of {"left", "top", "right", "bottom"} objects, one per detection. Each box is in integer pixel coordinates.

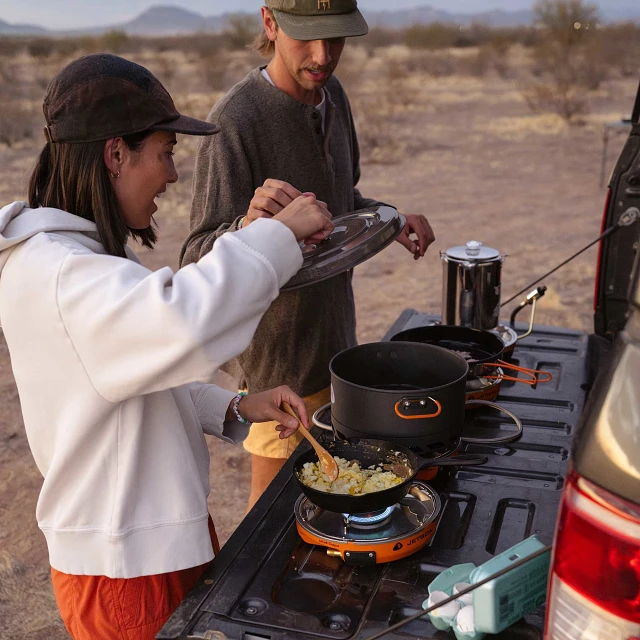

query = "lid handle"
[{"left": 466, "top": 240, "right": 482, "bottom": 256}]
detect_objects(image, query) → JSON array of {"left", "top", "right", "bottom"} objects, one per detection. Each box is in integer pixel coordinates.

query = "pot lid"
[
  {"left": 282, "top": 206, "right": 406, "bottom": 290},
  {"left": 444, "top": 241, "right": 501, "bottom": 262}
]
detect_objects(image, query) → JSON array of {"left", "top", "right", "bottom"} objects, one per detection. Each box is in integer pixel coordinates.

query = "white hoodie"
[{"left": 0, "top": 202, "right": 303, "bottom": 578}]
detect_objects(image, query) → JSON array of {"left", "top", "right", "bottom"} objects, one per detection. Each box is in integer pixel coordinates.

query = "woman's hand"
[
  {"left": 243, "top": 179, "right": 333, "bottom": 244},
  {"left": 274, "top": 194, "right": 334, "bottom": 243},
  {"left": 226, "top": 386, "right": 309, "bottom": 439},
  {"left": 245, "top": 179, "right": 302, "bottom": 225}
]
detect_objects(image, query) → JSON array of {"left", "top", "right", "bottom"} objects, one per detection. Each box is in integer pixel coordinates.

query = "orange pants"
[{"left": 51, "top": 517, "right": 220, "bottom": 640}]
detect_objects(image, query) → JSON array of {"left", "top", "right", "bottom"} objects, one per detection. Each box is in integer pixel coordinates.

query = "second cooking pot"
[{"left": 330, "top": 342, "right": 469, "bottom": 448}]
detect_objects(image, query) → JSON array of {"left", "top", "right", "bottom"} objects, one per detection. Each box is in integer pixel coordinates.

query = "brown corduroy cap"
[{"left": 43, "top": 54, "right": 219, "bottom": 144}]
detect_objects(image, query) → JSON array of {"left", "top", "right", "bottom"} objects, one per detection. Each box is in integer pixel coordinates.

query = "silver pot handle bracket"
[
  {"left": 461, "top": 400, "right": 522, "bottom": 444},
  {"left": 312, "top": 402, "right": 333, "bottom": 431}
]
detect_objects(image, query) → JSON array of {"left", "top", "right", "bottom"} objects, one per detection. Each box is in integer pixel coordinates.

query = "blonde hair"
[{"left": 252, "top": 8, "right": 278, "bottom": 57}]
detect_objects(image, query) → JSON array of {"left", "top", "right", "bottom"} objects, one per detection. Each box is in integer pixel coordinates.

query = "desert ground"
[{"left": 0, "top": 41, "right": 635, "bottom": 638}]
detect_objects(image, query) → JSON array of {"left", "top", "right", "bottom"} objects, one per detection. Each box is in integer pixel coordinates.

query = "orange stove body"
[{"left": 296, "top": 519, "right": 438, "bottom": 564}]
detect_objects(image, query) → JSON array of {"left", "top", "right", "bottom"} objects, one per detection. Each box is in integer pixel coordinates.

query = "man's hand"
[
  {"left": 226, "top": 386, "right": 310, "bottom": 439},
  {"left": 396, "top": 214, "right": 435, "bottom": 260}
]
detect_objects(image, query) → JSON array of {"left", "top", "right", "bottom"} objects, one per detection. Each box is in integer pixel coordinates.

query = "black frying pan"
[
  {"left": 293, "top": 438, "right": 487, "bottom": 513},
  {"left": 390, "top": 325, "right": 548, "bottom": 384}
]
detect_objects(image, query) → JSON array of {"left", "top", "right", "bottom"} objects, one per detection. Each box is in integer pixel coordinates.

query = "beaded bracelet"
[{"left": 232, "top": 391, "right": 248, "bottom": 424}]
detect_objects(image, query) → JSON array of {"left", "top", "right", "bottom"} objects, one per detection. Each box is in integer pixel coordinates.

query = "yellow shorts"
[{"left": 242, "top": 387, "right": 331, "bottom": 459}]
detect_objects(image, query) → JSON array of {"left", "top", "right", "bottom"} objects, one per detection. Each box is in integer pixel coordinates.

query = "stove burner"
[
  {"left": 295, "top": 482, "right": 441, "bottom": 564},
  {"left": 343, "top": 507, "right": 395, "bottom": 529}
]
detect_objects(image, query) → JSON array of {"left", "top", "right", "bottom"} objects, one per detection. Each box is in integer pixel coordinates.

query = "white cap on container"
[{"left": 444, "top": 241, "right": 501, "bottom": 262}]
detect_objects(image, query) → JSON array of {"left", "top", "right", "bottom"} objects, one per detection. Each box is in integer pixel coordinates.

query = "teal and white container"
[{"left": 422, "top": 535, "right": 550, "bottom": 637}]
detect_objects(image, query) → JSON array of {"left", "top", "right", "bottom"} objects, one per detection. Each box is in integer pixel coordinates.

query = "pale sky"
[{"left": 0, "top": 0, "right": 634, "bottom": 30}]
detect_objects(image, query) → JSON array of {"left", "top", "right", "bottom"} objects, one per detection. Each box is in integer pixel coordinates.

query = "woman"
[{"left": 0, "top": 54, "right": 333, "bottom": 639}]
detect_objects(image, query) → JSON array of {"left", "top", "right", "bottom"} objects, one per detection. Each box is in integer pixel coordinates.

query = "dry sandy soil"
[{"left": 0, "top": 44, "right": 635, "bottom": 638}]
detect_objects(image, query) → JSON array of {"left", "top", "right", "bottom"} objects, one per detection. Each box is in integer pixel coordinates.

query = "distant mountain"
[
  {"left": 365, "top": 7, "right": 534, "bottom": 29},
  {"left": 0, "top": 17, "right": 47, "bottom": 35},
  {"left": 56, "top": 5, "right": 229, "bottom": 36},
  {"left": 1, "top": 3, "right": 638, "bottom": 37},
  {"left": 122, "top": 5, "right": 208, "bottom": 35}
]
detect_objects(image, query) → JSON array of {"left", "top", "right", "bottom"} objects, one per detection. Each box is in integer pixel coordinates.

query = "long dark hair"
[{"left": 28, "top": 131, "right": 158, "bottom": 258}]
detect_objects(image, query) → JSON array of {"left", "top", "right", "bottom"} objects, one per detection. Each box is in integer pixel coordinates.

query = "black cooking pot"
[{"left": 330, "top": 342, "right": 469, "bottom": 448}]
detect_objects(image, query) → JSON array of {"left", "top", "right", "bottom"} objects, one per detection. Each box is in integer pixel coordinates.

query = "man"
[{"left": 181, "top": 0, "right": 435, "bottom": 510}]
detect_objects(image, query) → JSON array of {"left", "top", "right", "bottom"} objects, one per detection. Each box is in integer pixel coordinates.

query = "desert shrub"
[
  {"left": 483, "top": 33, "right": 514, "bottom": 77},
  {"left": 461, "top": 46, "right": 493, "bottom": 77},
  {"left": 351, "top": 57, "right": 421, "bottom": 164},
  {"left": 27, "top": 38, "right": 55, "bottom": 59},
  {"left": 403, "top": 23, "right": 537, "bottom": 53},
  {"left": 405, "top": 23, "right": 459, "bottom": 50},
  {"left": 0, "top": 38, "right": 26, "bottom": 57},
  {"left": 47, "top": 37, "right": 82, "bottom": 58},
  {"left": 405, "top": 50, "right": 457, "bottom": 77},
  {"left": 361, "top": 28, "right": 403, "bottom": 53},
  {"left": 523, "top": 77, "right": 589, "bottom": 121},
  {"left": 524, "top": 0, "right": 602, "bottom": 121},
  {"left": 100, "top": 30, "right": 130, "bottom": 54},
  {"left": 0, "top": 58, "right": 18, "bottom": 90},
  {"left": 174, "top": 33, "right": 223, "bottom": 58},
  {"left": 534, "top": 0, "right": 599, "bottom": 46},
  {"left": 223, "top": 14, "right": 261, "bottom": 50},
  {"left": 48, "top": 36, "right": 103, "bottom": 57},
  {"left": 453, "top": 24, "right": 493, "bottom": 48},
  {"left": 335, "top": 46, "right": 368, "bottom": 95},
  {"left": 0, "top": 100, "right": 36, "bottom": 147},
  {"left": 597, "top": 22, "right": 640, "bottom": 78},
  {"left": 199, "top": 50, "right": 229, "bottom": 92}
]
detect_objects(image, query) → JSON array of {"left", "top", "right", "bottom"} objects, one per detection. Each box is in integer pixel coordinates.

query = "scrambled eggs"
[{"left": 300, "top": 456, "right": 403, "bottom": 495}]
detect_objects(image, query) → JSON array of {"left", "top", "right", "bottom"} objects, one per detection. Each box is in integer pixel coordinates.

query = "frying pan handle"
[
  {"left": 500, "top": 361, "right": 553, "bottom": 383},
  {"left": 482, "top": 362, "right": 553, "bottom": 385},
  {"left": 394, "top": 397, "right": 442, "bottom": 420},
  {"left": 416, "top": 453, "right": 488, "bottom": 469}
]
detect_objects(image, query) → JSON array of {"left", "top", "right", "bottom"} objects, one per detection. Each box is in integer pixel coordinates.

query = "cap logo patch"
[{"left": 318, "top": 0, "right": 331, "bottom": 10}]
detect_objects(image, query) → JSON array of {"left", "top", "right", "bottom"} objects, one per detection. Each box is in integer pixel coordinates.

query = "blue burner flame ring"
[{"left": 343, "top": 506, "right": 395, "bottom": 524}]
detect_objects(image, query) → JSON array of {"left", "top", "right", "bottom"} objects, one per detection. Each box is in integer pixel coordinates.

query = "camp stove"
[
  {"left": 295, "top": 482, "right": 441, "bottom": 565},
  {"left": 159, "top": 313, "right": 590, "bottom": 640}
]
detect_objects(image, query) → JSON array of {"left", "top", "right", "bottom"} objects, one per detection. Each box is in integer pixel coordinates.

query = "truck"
[{"left": 157, "top": 83, "right": 640, "bottom": 640}]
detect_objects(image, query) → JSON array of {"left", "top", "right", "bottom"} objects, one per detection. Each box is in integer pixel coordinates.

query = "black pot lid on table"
[{"left": 281, "top": 206, "right": 405, "bottom": 290}]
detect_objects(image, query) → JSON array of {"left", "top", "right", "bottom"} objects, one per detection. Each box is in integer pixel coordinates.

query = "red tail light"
[
  {"left": 594, "top": 189, "right": 612, "bottom": 312},
  {"left": 545, "top": 471, "right": 640, "bottom": 638}
]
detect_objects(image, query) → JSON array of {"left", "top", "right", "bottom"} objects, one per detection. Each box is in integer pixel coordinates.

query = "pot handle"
[
  {"left": 461, "top": 400, "right": 523, "bottom": 444},
  {"left": 481, "top": 361, "right": 553, "bottom": 385},
  {"left": 394, "top": 397, "right": 443, "bottom": 420},
  {"left": 416, "top": 453, "right": 488, "bottom": 470},
  {"left": 312, "top": 403, "right": 333, "bottom": 431}
]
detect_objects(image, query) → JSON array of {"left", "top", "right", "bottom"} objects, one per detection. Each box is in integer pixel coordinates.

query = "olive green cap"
[{"left": 266, "top": 0, "right": 368, "bottom": 41}]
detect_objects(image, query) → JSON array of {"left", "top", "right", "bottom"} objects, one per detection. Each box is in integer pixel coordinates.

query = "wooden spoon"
[{"left": 282, "top": 401, "right": 339, "bottom": 482}]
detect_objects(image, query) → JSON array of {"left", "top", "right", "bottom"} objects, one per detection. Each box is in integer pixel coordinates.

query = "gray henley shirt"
[{"left": 180, "top": 67, "right": 386, "bottom": 397}]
